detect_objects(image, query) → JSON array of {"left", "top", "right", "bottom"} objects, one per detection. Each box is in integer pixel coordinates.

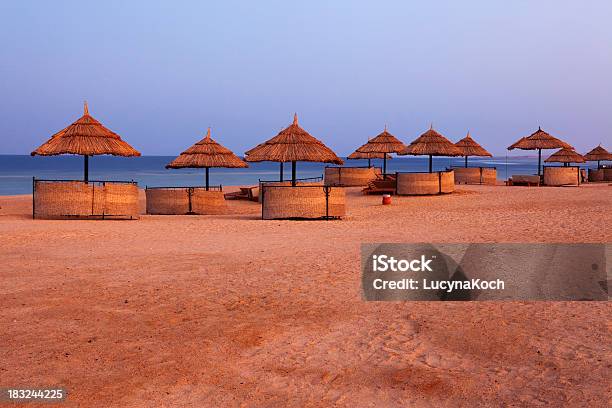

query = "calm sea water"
[{"left": 0, "top": 155, "right": 590, "bottom": 195}]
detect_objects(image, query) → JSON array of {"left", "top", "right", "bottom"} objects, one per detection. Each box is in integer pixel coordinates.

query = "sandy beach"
[{"left": 0, "top": 184, "right": 610, "bottom": 407}]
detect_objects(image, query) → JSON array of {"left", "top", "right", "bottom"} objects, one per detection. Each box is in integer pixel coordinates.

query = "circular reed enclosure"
[
  {"left": 453, "top": 167, "right": 497, "bottom": 185},
  {"left": 258, "top": 177, "right": 323, "bottom": 203},
  {"left": 145, "top": 187, "right": 226, "bottom": 215},
  {"left": 605, "top": 168, "right": 612, "bottom": 181},
  {"left": 324, "top": 166, "right": 381, "bottom": 187},
  {"left": 395, "top": 170, "right": 455, "bottom": 195},
  {"left": 588, "top": 169, "right": 604, "bottom": 182},
  {"left": 33, "top": 179, "right": 139, "bottom": 219},
  {"left": 542, "top": 166, "right": 580, "bottom": 186},
  {"left": 261, "top": 185, "right": 346, "bottom": 220}
]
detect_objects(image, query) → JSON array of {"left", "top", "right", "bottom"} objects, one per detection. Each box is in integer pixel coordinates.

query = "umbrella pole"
[
  {"left": 429, "top": 155, "right": 433, "bottom": 173},
  {"left": 84, "top": 155, "right": 89, "bottom": 182},
  {"left": 291, "top": 161, "right": 296, "bottom": 186},
  {"left": 464, "top": 156, "right": 468, "bottom": 168},
  {"left": 383, "top": 153, "right": 387, "bottom": 179},
  {"left": 598, "top": 160, "right": 600, "bottom": 169},
  {"left": 280, "top": 162, "right": 284, "bottom": 181},
  {"left": 538, "top": 149, "right": 542, "bottom": 176},
  {"left": 205, "top": 167, "right": 209, "bottom": 191},
  {"left": 368, "top": 158, "right": 371, "bottom": 168}
]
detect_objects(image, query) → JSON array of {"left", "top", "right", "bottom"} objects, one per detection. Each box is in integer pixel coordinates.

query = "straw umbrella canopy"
[
  {"left": 507, "top": 127, "right": 572, "bottom": 176},
  {"left": 508, "top": 137, "right": 527, "bottom": 150},
  {"left": 347, "top": 148, "right": 390, "bottom": 168},
  {"left": 244, "top": 114, "right": 343, "bottom": 186},
  {"left": 399, "top": 126, "right": 462, "bottom": 172},
  {"left": 454, "top": 132, "right": 492, "bottom": 168},
  {"left": 31, "top": 102, "right": 140, "bottom": 181},
  {"left": 348, "top": 135, "right": 393, "bottom": 168},
  {"left": 544, "top": 147, "right": 585, "bottom": 167},
  {"left": 166, "top": 128, "right": 247, "bottom": 190},
  {"left": 584, "top": 145, "right": 612, "bottom": 168},
  {"left": 353, "top": 126, "right": 405, "bottom": 176}
]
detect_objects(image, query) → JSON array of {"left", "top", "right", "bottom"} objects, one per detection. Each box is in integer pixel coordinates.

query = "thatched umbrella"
[
  {"left": 244, "top": 114, "right": 343, "bottom": 186},
  {"left": 399, "top": 126, "right": 462, "bottom": 172},
  {"left": 584, "top": 145, "right": 612, "bottom": 168},
  {"left": 166, "top": 128, "right": 247, "bottom": 190},
  {"left": 352, "top": 126, "right": 405, "bottom": 176},
  {"left": 454, "top": 132, "right": 492, "bottom": 167},
  {"left": 31, "top": 102, "right": 140, "bottom": 181},
  {"left": 245, "top": 141, "right": 288, "bottom": 181},
  {"left": 347, "top": 148, "right": 390, "bottom": 168},
  {"left": 507, "top": 127, "right": 572, "bottom": 176},
  {"left": 544, "top": 147, "right": 585, "bottom": 167},
  {"left": 348, "top": 135, "right": 392, "bottom": 168}
]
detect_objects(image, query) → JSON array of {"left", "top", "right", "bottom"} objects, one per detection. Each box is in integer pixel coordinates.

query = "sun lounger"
[
  {"left": 362, "top": 178, "right": 397, "bottom": 195},
  {"left": 508, "top": 175, "right": 540, "bottom": 186},
  {"left": 224, "top": 186, "right": 259, "bottom": 202}
]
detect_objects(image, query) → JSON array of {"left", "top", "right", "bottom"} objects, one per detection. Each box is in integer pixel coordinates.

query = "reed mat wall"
[
  {"left": 33, "top": 180, "right": 139, "bottom": 219},
  {"left": 261, "top": 185, "right": 345, "bottom": 220},
  {"left": 324, "top": 167, "right": 381, "bottom": 187},
  {"left": 543, "top": 166, "right": 580, "bottom": 186},
  {"left": 396, "top": 170, "right": 455, "bottom": 195},
  {"left": 146, "top": 188, "right": 226, "bottom": 215},
  {"left": 453, "top": 167, "right": 497, "bottom": 185}
]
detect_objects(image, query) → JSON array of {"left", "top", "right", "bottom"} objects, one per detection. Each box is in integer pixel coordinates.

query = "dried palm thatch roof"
[
  {"left": 244, "top": 142, "right": 265, "bottom": 156},
  {"left": 399, "top": 126, "right": 462, "bottom": 156},
  {"left": 584, "top": 145, "right": 612, "bottom": 162},
  {"left": 508, "top": 137, "right": 527, "bottom": 150},
  {"left": 166, "top": 128, "right": 248, "bottom": 169},
  {"left": 544, "top": 147, "right": 585, "bottom": 163},
  {"left": 454, "top": 132, "right": 492, "bottom": 157},
  {"left": 31, "top": 102, "right": 140, "bottom": 157},
  {"left": 244, "top": 114, "right": 343, "bottom": 164},
  {"left": 354, "top": 127, "right": 405, "bottom": 154},
  {"left": 507, "top": 127, "right": 572, "bottom": 151}
]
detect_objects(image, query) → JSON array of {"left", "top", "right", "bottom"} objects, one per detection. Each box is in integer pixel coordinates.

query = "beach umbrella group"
[
  {"left": 399, "top": 126, "right": 462, "bottom": 172},
  {"left": 31, "top": 102, "right": 141, "bottom": 181},
  {"left": 507, "top": 127, "right": 572, "bottom": 176},
  {"left": 33, "top": 103, "right": 608, "bottom": 188},
  {"left": 166, "top": 128, "right": 248, "bottom": 190},
  {"left": 454, "top": 132, "right": 492, "bottom": 167},
  {"left": 244, "top": 114, "right": 343, "bottom": 186}
]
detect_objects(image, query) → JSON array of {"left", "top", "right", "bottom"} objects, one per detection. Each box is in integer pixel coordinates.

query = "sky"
[{"left": 0, "top": 0, "right": 611, "bottom": 156}]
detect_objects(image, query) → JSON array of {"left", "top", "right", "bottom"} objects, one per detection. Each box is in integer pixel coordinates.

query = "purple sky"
[{"left": 0, "top": 0, "right": 610, "bottom": 155}]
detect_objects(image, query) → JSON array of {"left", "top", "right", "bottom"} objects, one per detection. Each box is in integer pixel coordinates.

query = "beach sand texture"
[{"left": 1, "top": 184, "right": 610, "bottom": 407}]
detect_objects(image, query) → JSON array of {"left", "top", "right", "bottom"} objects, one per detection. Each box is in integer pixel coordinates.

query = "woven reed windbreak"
[
  {"left": 261, "top": 185, "right": 345, "bottom": 220},
  {"left": 145, "top": 187, "right": 226, "bottom": 215},
  {"left": 191, "top": 190, "right": 226, "bottom": 214},
  {"left": 324, "top": 166, "right": 381, "bottom": 186},
  {"left": 395, "top": 171, "right": 455, "bottom": 195},
  {"left": 257, "top": 177, "right": 323, "bottom": 203},
  {"left": 453, "top": 167, "right": 497, "bottom": 185},
  {"left": 543, "top": 166, "right": 580, "bottom": 186},
  {"left": 588, "top": 169, "right": 604, "bottom": 182},
  {"left": 33, "top": 179, "right": 139, "bottom": 219}
]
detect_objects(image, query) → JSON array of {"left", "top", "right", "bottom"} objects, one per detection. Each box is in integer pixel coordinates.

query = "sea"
[{"left": 0, "top": 155, "right": 591, "bottom": 195}]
